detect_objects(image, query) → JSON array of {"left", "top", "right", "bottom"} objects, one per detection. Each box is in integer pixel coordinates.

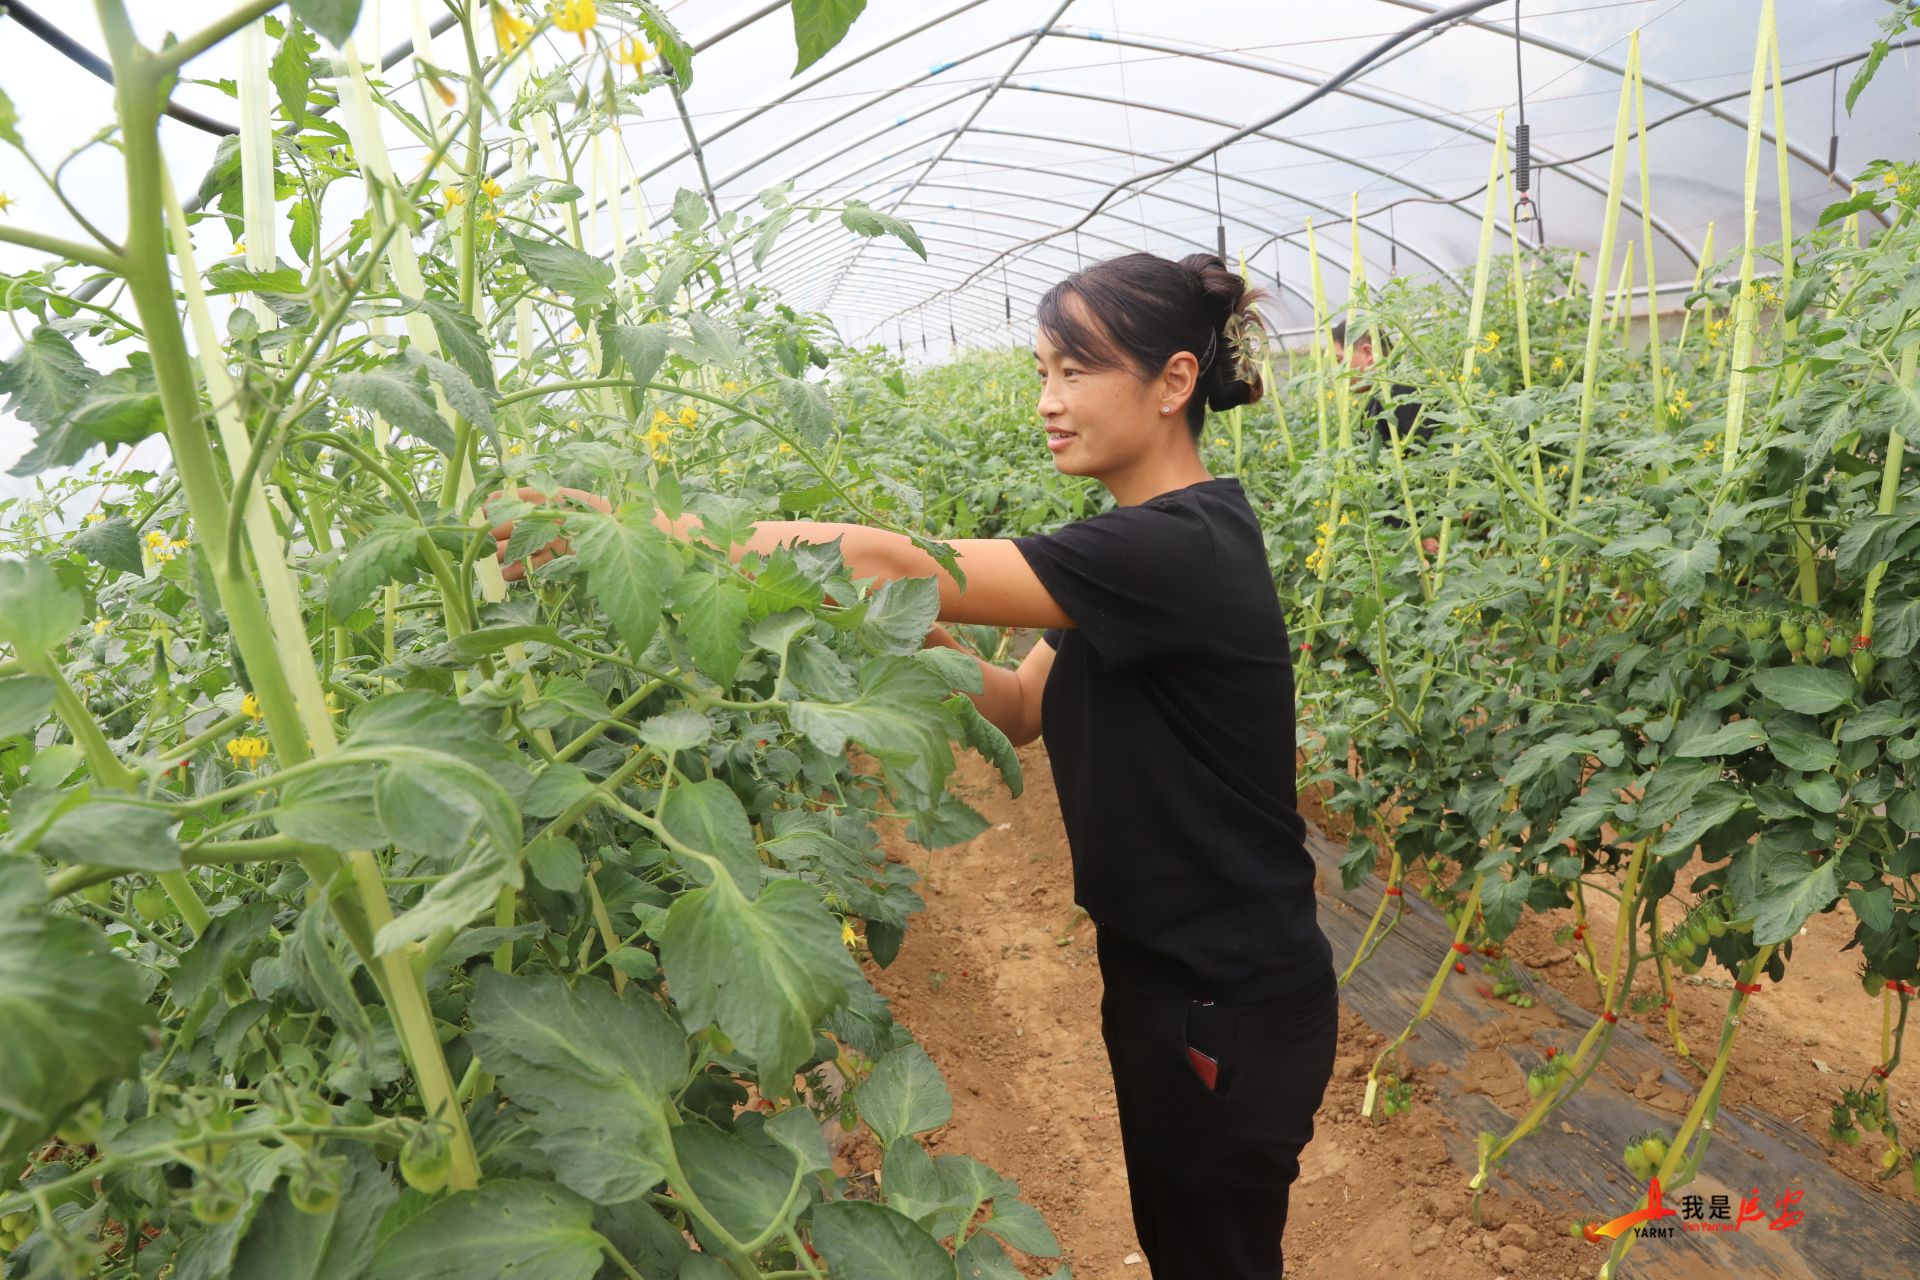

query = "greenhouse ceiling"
[{"left": 1, "top": 0, "right": 1916, "bottom": 366}]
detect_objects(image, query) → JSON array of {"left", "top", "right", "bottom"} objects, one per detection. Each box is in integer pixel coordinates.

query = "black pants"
[{"left": 1097, "top": 930, "right": 1339, "bottom": 1279}]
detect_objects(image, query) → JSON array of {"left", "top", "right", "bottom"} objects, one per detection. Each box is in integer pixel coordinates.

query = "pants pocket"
[{"left": 1183, "top": 998, "right": 1235, "bottom": 1096}]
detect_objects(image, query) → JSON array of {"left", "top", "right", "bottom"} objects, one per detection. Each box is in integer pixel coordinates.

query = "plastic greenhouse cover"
[{"left": 1, "top": 0, "right": 1915, "bottom": 487}]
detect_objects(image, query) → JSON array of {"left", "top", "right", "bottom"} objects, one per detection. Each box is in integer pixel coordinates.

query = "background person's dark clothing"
[
  {"left": 1365, "top": 385, "right": 1431, "bottom": 532},
  {"left": 1099, "top": 927, "right": 1340, "bottom": 1278},
  {"left": 1012, "top": 477, "right": 1333, "bottom": 1002}
]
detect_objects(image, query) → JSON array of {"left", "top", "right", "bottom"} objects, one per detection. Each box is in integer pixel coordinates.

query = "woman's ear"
[{"left": 1159, "top": 350, "right": 1200, "bottom": 412}]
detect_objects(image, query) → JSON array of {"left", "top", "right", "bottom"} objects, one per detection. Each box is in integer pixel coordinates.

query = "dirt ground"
[{"left": 834, "top": 741, "right": 1915, "bottom": 1279}]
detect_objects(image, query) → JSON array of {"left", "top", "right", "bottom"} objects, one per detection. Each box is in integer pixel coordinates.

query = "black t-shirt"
[
  {"left": 1368, "top": 384, "right": 1430, "bottom": 452},
  {"left": 1012, "top": 477, "right": 1333, "bottom": 1002}
]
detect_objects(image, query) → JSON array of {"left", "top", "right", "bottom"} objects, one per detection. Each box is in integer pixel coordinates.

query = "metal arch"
[
  {"left": 731, "top": 95, "right": 1467, "bottom": 303},
  {"left": 630, "top": 0, "right": 997, "bottom": 184},
  {"left": 768, "top": 204, "right": 1136, "bottom": 307},
  {"left": 772, "top": 230, "right": 1068, "bottom": 316},
  {"left": 748, "top": 145, "right": 1384, "bottom": 310},
  {"left": 1038, "top": 25, "right": 1701, "bottom": 268},
  {"left": 1376, "top": 0, "right": 1891, "bottom": 229},
  {"left": 800, "top": 177, "right": 1337, "bottom": 339},
  {"left": 752, "top": 163, "right": 1331, "bottom": 320},
  {"left": 814, "top": 0, "right": 1078, "bottom": 316}
]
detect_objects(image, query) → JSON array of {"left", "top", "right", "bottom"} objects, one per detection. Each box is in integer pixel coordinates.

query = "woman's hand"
[{"left": 487, "top": 486, "right": 612, "bottom": 581}]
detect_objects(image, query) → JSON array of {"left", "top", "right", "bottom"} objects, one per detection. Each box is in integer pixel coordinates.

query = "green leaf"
[
  {"left": 661, "top": 777, "right": 762, "bottom": 896},
  {"left": 506, "top": 231, "right": 615, "bottom": 308},
  {"left": 774, "top": 376, "right": 834, "bottom": 444},
  {"left": 671, "top": 1126, "right": 799, "bottom": 1243},
  {"left": 413, "top": 293, "right": 497, "bottom": 392},
  {"left": 1890, "top": 787, "right": 1920, "bottom": 834},
  {"left": 917, "top": 648, "right": 984, "bottom": 695},
  {"left": 606, "top": 322, "right": 671, "bottom": 388},
  {"left": 206, "top": 264, "right": 308, "bottom": 297},
  {"left": 402, "top": 347, "right": 495, "bottom": 448},
  {"left": 0, "top": 84, "right": 21, "bottom": 148},
  {"left": 465, "top": 971, "right": 691, "bottom": 1203},
  {"left": 327, "top": 515, "right": 426, "bottom": 614},
  {"left": 0, "top": 674, "right": 54, "bottom": 737},
  {"left": 668, "top": 569, "right": 750, "bottom": 687},
  {"left": 1750, "top": 852, "right": 1841, "bottom": 946},
  {"left": 172, "top": 901, "right": 275, "bottom": 1007},
  {"left": 947, "top": 696, "right": 1022, "bottom": 797},
  {"left": 809, "top": 1200, "right": 957, "bottom": 1280},
  {"left": 672, "top": 187, "right": 707, "bottom": 232},
  {"left": 1671, "top": 718, "right": 1767, "bottom": 758},
  {"left": 0, "top": 564, "right": 81, "bottom": 656},
  {"left": 658, "top": 877, "right": 862, "bottom": 1097},
  {"left": 291, "top": 0, "right": 361, "bottom": 47},
  {"left": 956, "top": 1232, "right": 1024, "bottom": 1280},
  {"left": 288, "top": 890, "right": 376, "bottom": 1059},
  {"left": 373, "top": 840, "right": 521, "bottom": 955},
  {"left": 1752, "top": 666, "right": 1856, "bottom": 716},
  {"left": 0, "top": 327, "right": 92, "bottom": 431},
  {"left": 1655, "top": 536, "right": 1718, "bottom": 606},
  {"left": 792, "top": 0, "right": 870, "bottom": 74},
  {"left": 268, "top": 17, "right": 320, "bottom": 126},
  {"left": 370, "top": 1180, "right": 602, "bottom": 1280},
  {"left": 854, "top": 1043, "right": 952, "bottom": 1148},
  {"left": 752, "top": 210, "right": 792, "bottom": 270},
  {"left": 636, "top": 708, "right": 712, "bottom": 754},
  {"left": 66, "top": 362, "right": 167, "bottom": 446},
  {"left": 1764, "top": 721, "right": 1839, "bottom": 772},
  {"left": 1479, "top": 869, "right": 1533, "bottom": 940},
  {"left": 334, "top": 367, "right": 453, "bottom": 454},
  {"left": 0, "top": 859, "right": 152, "bottom": 1168},
  {"left": 231, "top": 1145, "right": 394, "bottom": 1280},
  {"left": 566, "top": 505, "right": 677, "bottom": 654},
  {"left": 71, "top": 515, "right": 145, "bottom": 578},
  {"left": 1790, "top": 773, "right": 1846, "bottom": 814},
  {"left": 1836, "top": 511, "right": 1920, "bottom": 576},
  {"left": 524, "top": 834, "right": 585, "bottom": 893},
  {"left": 789, "top": 656, "right": 959, "bottom": 808},
  {"left": 905, "top": 791, "right": 989, "bottom": 848},
  {"left": 34, "top": 799, "right": 183, "bottom": 872},
  {"left": 840, "top": 199, "right": 927, "bottom": 260},
  {"left": 980, "top": 1197, "right": 1059, "bottom": 1258},
  {"left": 1847, "top": 885, "right": 1894, "bottom": 935},
  {"left": 857, "top": 577, "right": 940, "bottom": 655},
  {"left": 1653, "top": 784, "right": 1748, "bottom": 857},
  {"left": 685, "top": 313, "right": 748, "bottom": 368}
]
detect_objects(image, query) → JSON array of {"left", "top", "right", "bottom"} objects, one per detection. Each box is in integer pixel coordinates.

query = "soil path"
[{"left": 839, "top": 742, "right": 1919, "bottom": 1279}]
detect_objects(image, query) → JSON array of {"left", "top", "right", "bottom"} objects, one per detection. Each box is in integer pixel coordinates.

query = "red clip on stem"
[
  {"left": 1734, "top": 981, "right": 1764, "bottom": 995},
  {"left": 1871, "top": 1065, "right": 1890, "bottom": 1079},
  {"left": 1385, "top": 886, "right": 1403, "bottom": 896},
  {"left": 1450, "top": 942, "right": 1472, "bottom": 954},
  {"left": 1602, "top": 1011, "right": 1619, "bottom": 1024}
]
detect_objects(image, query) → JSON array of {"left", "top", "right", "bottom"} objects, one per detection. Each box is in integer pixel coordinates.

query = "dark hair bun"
[{"left": 1177, "top": 253, "right": 1268, "bottom": 412}]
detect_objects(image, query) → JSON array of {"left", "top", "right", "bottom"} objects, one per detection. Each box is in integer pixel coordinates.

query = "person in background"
[
  {"left": 1330, "top": 319, "right": 1439, "bottom": 555},
  {"left": 491, "top": 251, "right": 1338, "bottom": 1280}
]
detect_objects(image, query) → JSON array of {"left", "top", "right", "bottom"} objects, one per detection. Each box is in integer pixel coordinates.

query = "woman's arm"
[
  {"left": 490, "top": 487, "right": 1072, "bottom": 631},
  {"left": 922, "top": 624, "right": 1054, "bottom": 748}
]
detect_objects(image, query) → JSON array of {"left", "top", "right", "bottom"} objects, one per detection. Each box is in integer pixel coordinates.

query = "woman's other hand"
[{"left": 487, "top": 486, "right": 611, "bottom": 581}]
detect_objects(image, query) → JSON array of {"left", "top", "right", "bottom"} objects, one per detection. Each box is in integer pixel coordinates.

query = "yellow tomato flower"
[
  {"left": 677, "top": 405, "right": 698, "bottom": 426},
  {"left": 553, "top": 0, "right": 596, "bottom": 43},
  {"left": 93, "top": 617, "right": 109, "bottom": 636},
  {"left": 444, "top": 186, "right": 465, "bottom": 210},
  {"left": 480, "top": 175, "right": 503, "bottom": 202},
  {"left": 229, "top": 238, "right": 245, "bottom": 255},
  {"left": 507, "top": 441, "right": 525, "bottom": 456},
  {"left": 1539, "top": 556, "right": 1551, "bottom": 570},
  {"left": 841, "top": 919, "right": 857, "bottom": 947},
  {"left": 145, "top": 530, "right": 169, "bottom": 550},
  {"left": 84, "top": 512, "right": 105, "bottom": 525},
  {"left": 651, "top": 407, "right": 671, "bottom": 427},
  {"left": 241, "top": 692, "right": 262, "bottom": 721},
  {"left": 613, "top": 33, "right": 654, "bottom": 67},
  {"left": 1885, "top": 172, "right": 1899, "bottom": 187},
  {"left": 226, "top": 736, "right": 269, "bottom": 769},
  {"left": 1478, "top": 329, "right": 1500, "bottom": 353},
  {"left": 0, "top": 191, "right": 15, "bottom": 215},
  {"left": 722, "top": 379, "right": 740, "bottom": 393},
  {"left": 642, "top": 422, "right": 672, "bottom": 457},
  {"left": 493, "top": 3, "right": 534, "bottom": 52}
]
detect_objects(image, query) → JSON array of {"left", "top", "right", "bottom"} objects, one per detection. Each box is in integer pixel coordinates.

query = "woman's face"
[{"left": 1032, "top": 302, "right": 1199, "bottom": 479}]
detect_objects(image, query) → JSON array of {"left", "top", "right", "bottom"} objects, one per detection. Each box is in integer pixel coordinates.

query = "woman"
[{"left": 493, "top": 252, "right": 1338, "bottom": 1278}]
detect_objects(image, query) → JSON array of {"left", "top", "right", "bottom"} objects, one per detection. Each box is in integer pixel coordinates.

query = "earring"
[{"left": 1161, "top": 405, "right": 1171, "bottom": 414}]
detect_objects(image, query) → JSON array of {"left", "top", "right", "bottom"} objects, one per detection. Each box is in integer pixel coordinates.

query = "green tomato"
[
  {"left": 1640, "top": 1132, "right": 1670, "bottom": 1167},
  {"left": 1835, "top": 1126, "right": 1861, "bottom": 1147},
  {"left": 79, "top": 880, "right": 114, "bottom": 907},
  {"left": 289, "top": 1158, "right": 345, "bottom": 1215},
  {"left": 400, "top": 1125, "right": 452, "bottom": 1195},
  {"left": 1687, "top": 916, "right": 1710, "bottom": 948},
  {"left": 1854, "top": 649, "right": 1875, "bottom": 683},
  {"left": 132, "top": 885, "right": 174, "bottom": 921},
  {"left": 1862, "top": 970, "right": 1887, "bottom": 998},
  {"left": 190, "top": 1180, "right": 245, "bottom": 1225}
]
